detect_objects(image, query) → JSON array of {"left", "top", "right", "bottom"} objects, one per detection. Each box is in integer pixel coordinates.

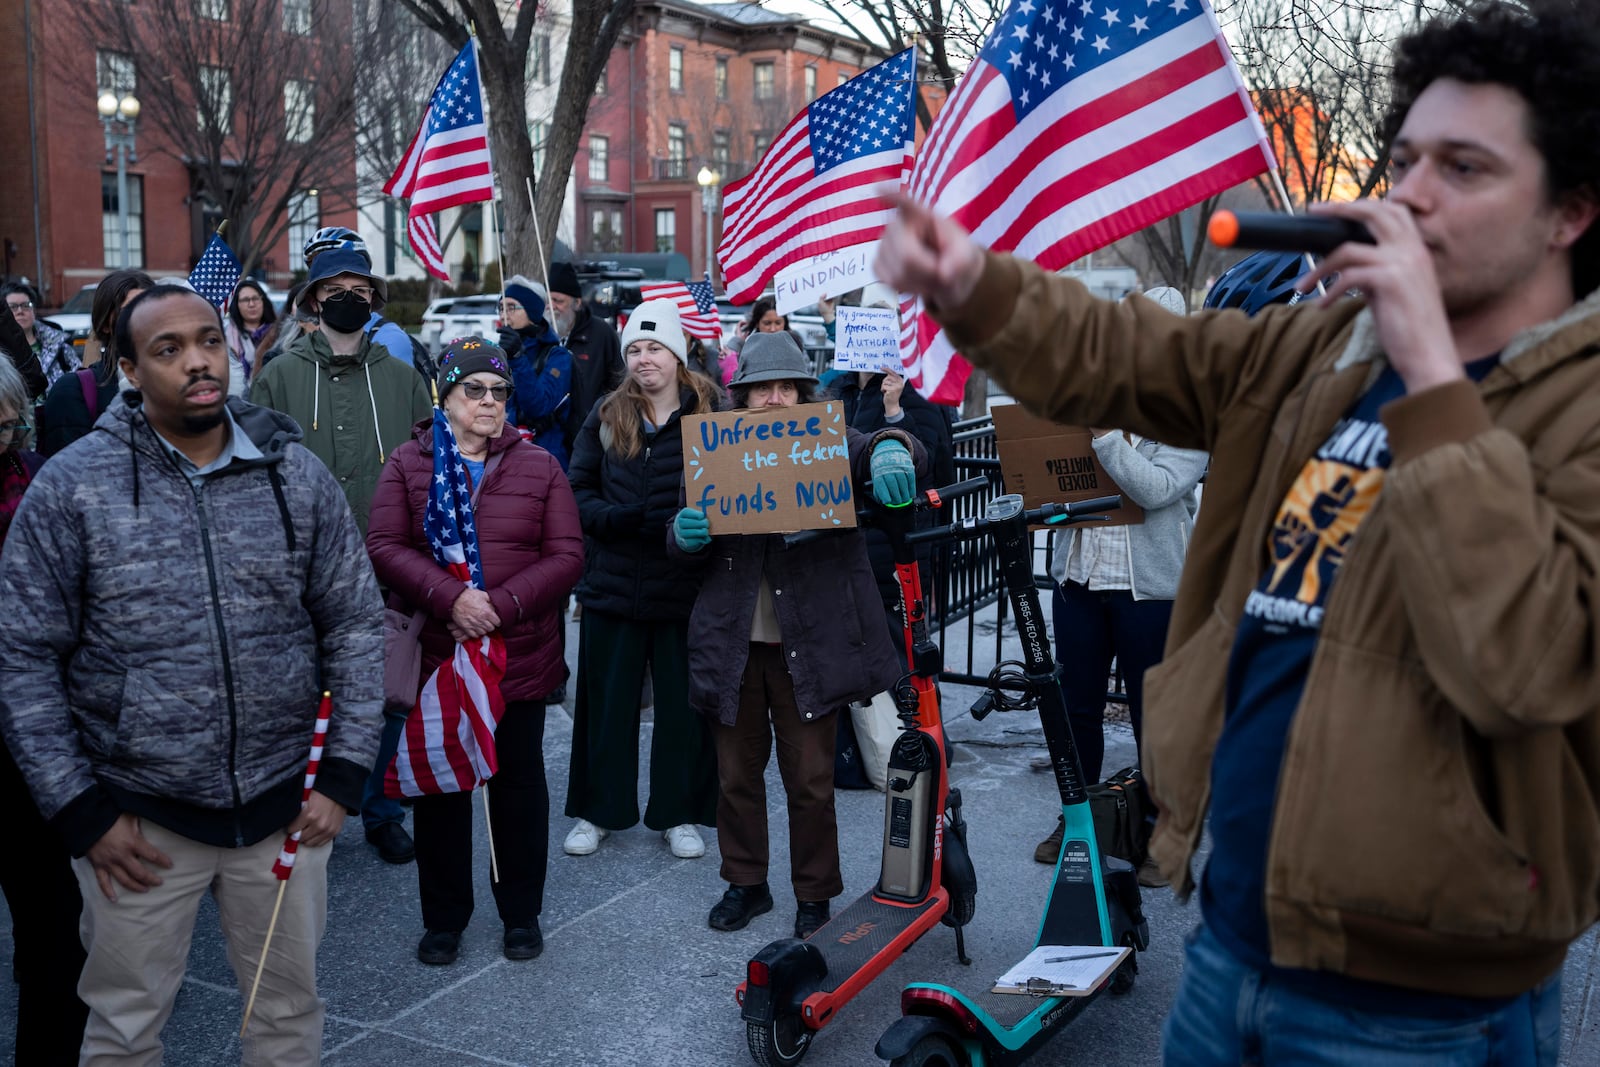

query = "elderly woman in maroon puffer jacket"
[{"left": 367, "top": 337, "right": 584, "bottom": 969}]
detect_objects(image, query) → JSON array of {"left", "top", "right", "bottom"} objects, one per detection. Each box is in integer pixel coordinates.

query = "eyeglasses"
[
  {"left": 0, "top": 419, "right": 32, "bottom": 435},
  {"left": 5, "top": 301, "right": 32, "bottom": 312},
  {"left": 318, "top": 285, "right": 375, "bottom": 303},
  {"left": 236, "top": 294, "right": 263, "bottom": 303},
  {"left": 459, "top": 381, "right": 511, "bottom": 402},
  {"left": 498, "top": 301, "right": 523, "bottom": 314}
]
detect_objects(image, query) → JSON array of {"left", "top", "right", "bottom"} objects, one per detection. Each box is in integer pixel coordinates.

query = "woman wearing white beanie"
[{"left": 563, "top": 300, "right": 724, "bottom": 860}]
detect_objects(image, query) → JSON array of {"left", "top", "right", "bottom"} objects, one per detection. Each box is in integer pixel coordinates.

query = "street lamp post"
[
  {"left": 697, "top": 165, "right": 720, "bottom": 288},
  {"left": 97, "top": 91, "right": 141, "bottom": 268}
]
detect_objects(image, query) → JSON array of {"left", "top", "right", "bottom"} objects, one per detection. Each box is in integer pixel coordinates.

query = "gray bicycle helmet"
[{"left": 1203, "top": 250, "right": 1308, "bottom": 316}]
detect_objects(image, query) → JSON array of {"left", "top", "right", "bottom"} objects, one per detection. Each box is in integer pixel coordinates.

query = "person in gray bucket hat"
[{"left": 671, "top": 326, "right": 931, "bottom": 939}]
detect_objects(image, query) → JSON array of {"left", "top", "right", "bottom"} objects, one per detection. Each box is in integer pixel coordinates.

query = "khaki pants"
[{"left": 71, "top": 820, "right": 330, "bottom": 1066}]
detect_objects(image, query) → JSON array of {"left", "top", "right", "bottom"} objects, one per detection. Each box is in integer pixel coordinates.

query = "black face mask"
[{"left": 318, "top": 293, "right": 371, "bottom": 334}]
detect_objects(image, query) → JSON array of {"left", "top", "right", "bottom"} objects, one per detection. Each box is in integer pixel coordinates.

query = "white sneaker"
[
  {"left": 663, "top": 824, "right": 706, "bottom": 859},
  {"left": 563, "top": 819, "right": 609, "bottom": 856}
]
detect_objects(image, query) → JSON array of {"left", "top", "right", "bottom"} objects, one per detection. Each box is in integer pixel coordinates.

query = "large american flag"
[
  {"left": 385, "top": 406, "right": 507, "bottom": 798},
  {"left": 640, "top": 277, "right": 722, "bottom": 342},
  {"left": 903, "top": 0, "right": 1274, "bottom": 404},
  {"left": 189, "top": 234, "right": 241, "bottom": 310},
  {"left": 717, "top": 48, "right": 917, "bottom": 304},
  {"left": 384, "top": 41, "right": 497, "bottom": 281}
]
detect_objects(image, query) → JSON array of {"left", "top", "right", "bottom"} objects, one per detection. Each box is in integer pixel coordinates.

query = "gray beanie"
[{"left": 729, "top": 330, "right": 817, "bottom": 386}]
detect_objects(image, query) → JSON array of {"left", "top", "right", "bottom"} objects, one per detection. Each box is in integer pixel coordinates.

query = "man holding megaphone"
[{"left": 877, "top": 3, "right": 1600, "bottom": 1064}]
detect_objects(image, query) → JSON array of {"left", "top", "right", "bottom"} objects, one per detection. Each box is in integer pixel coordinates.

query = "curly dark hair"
[{"left": 1384, "top": 1, "right": 1600, "bottom": 296}]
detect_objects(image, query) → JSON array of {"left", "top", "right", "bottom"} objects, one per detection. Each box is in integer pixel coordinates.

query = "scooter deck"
[
  {"left": 962, "top": 984, "right": 1098, "bottom": 1030},
  {"left": 809, "top": 892, "right": 946, "bottom": 994}
]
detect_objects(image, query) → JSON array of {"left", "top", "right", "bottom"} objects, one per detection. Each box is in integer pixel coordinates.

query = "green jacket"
[{"left": 250, "top": 331, "right": 432, "bottom": 533}]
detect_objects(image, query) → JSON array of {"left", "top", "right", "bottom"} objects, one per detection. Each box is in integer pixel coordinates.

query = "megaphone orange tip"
[{"left": 1208, "top": 210, "right": 1239, "bottom": 248}]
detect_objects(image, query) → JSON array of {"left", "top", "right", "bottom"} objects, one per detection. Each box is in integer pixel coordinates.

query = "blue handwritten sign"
[{"left": 683, "top": 401, "right": 858, "bottom": 534}]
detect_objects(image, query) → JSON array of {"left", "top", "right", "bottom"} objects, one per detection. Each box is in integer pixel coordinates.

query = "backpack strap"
[{"left": 77, "top": 369, "right": 100, "bottom": 421}]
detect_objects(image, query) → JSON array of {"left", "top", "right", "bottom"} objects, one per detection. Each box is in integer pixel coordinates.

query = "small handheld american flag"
[
  {"left": 271, "top": 690, "right": 333, "bottom": 880},
  {"left": 190, "top": 233, "right": 243, "bottom": 311},
  {"left": 640, "top": 276, "right": 722, "bottom": 342}
]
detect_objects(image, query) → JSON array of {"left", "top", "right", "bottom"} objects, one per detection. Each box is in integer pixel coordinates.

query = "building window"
[
  {"left": 839, "top": 71, "right": 850, "bottom": 87},
  {"left": 654, "top": 208, "right": 676, "bottom": 254},
  {"left": 590, "top": 206, "right": 623, "bottom": 253},
  {"left": 97, "top": 51, "right": 137, "bottom": 95},
  {"left": 287, "top": 191, "right": 319, "bottom": 260},
  {"left": 594, "top": 65, "right": 607, "bottom": 95},
  {"left": 804, "top": 65, "right": 817, "bottom": 102},
  {"left": 199, "top": 65, "right": 232, "bottom": 136},
  {"left": 588, "top": 134, "right": 609, "bottom": 182},
  {"left": 753, "top": 131, "right": 771, "bottom": 159},
  {"left": 669, "top": 46, "right": 684, "bottom": 92},
  {"left": 712, "top": 129, "right": 730, "bottom": 170},
  {"left": 753, "top": 61, "right": 774, "bottom": 100},
  {"left": 284, "top": 79, "right": 315, "bottom": 143},
  {"left": 667, "top": 124, "right": 687, "bottom": 179},
  {"left": 282, "top": 0, "right": 311, "bottom": 34},
  {"left": 101, "top": 172, "right": 145, "bottom": 269},
  {"left": 530, "top": 120, "right": 547, "bottom": 177},
  {"left": 196, "top": 0, "right": 229, "bottom": 20},
  {"left": 531, "top": 32, "right": 552, "bottom": 86},
  {"left": 715, "top": 58, "right": 728, "bottom": 100}
]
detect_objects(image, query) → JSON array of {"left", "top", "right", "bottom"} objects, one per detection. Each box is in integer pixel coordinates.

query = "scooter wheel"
[
  {"left": 1109, "top": 936, "right": 1139, "bottom": 996},
  {"left": 890, "top": 1033, "right": 968, "bottom": 1067},
  {"left": 747, "top": 1016, "right": 813, "bottom": 1067}
]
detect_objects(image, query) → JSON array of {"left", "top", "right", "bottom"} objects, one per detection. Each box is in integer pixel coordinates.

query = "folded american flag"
[{"left": 386, "top": 407, "right": 507, "bottom": 797}]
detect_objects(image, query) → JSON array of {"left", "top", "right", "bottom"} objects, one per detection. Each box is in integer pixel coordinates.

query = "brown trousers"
[{"left": 711, "top": 642, "right": 843, "bottom": 901}]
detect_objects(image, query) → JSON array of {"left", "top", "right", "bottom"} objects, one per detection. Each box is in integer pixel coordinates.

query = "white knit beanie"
[{"left": 620, "top": 299, "right": 688, "bottom": 365}]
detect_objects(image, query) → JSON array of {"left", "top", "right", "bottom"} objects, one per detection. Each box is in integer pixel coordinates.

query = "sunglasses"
[{"left": 459, "top": 381, "right": 511, "bottom": 402}]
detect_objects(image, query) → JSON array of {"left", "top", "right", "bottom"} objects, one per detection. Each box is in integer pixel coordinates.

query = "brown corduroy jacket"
[{"left": 939, "top": 252, "right": 1600, "bottom": 998}]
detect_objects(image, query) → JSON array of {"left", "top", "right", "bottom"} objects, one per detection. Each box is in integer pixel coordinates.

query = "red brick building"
[
  {"left": 1, "top": 0, "right": 358, "bottom": 309},
  {"left": 575, "top": 0, "right": 945, "bottom": 285}
]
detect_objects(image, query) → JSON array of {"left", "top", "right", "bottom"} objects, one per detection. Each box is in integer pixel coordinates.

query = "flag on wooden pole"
[{"left": 901, "top": 0, "right": 1274, "bottom": 404}]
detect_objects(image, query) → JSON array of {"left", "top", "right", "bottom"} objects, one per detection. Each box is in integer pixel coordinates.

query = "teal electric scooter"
[{"left": 875, "top": 492, "right": 1150, "bottom": 1067}]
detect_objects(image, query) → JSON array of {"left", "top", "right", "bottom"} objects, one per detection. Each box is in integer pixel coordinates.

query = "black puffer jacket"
[
  {"left": 562, "top": 303, "right": 624, "bottom": 454},
  {"left": 569, "top": 387, "right": 709, "bottom": 619}
]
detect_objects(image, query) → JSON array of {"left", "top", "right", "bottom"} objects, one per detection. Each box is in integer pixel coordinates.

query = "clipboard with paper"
[{"left": 990, "top": 944, "right": 1132, "bottom": 997}]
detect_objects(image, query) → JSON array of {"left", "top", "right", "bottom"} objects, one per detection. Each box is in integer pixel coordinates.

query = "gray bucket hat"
[{"left": 730, "top": 330, "right": 817, "bottom": 386}]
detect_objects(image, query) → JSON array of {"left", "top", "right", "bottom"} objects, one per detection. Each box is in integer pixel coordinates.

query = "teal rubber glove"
[
  {"left": 674, "top": 506, "right": 712, "bottom": 552},
  {"left": 870, "top": 439, "right": 916, "bottom": 508}
]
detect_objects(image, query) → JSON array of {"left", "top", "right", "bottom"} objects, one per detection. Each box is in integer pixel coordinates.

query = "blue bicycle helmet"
[
  {"left": 303, "top": 226, "right": 369, "bottom": 268},
  {"left": 1203, "top": 250, "right": 1308, "bottom": 316}
]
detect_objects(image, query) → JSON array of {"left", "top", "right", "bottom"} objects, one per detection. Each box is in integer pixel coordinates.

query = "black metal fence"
[{"left": 928, "top": 413, "right": 1126, "bottom": 704}]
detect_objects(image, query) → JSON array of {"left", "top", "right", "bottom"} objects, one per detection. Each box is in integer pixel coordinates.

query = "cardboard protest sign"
[
  {"left": 684, "top": 401, "right": 859, "bottom": 535},
  {"left": 990, "top": 404, "right": 1144, "bottom": 527},
  {"left": 773, "top": 242, "right": 880, "bottom": 315},
  {"left": 831, "top": 306, "right": 901, "bottom": 373}
]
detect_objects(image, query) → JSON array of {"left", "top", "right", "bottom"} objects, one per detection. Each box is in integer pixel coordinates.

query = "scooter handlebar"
[{"left": 904, "top": 493, "right": 1122, "bottom": 545}]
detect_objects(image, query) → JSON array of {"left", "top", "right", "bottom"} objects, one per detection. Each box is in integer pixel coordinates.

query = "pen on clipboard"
[{"left": 1042, "top": 950, "right": 1121, "bottom": 963}]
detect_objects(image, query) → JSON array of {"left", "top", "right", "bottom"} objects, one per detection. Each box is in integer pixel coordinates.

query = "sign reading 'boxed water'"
[
  {"left": 831, "top": 306, "right": 902, "bottom": 373},
  {"left": 683, "top": 401, "right": 859, "bottom": 535}
]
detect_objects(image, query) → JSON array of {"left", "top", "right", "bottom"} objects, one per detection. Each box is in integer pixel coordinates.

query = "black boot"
[{"left": 708, "top": 882, "right": 774, "bottom": 932}]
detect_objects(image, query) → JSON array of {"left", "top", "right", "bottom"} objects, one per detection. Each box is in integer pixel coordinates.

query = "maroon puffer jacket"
[{"left": 367, "top": 419, "right": 584, "bottom": 703}]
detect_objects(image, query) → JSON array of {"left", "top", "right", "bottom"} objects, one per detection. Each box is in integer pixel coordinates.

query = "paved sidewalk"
[{"left": 3, "top": 612, "right": 1598, "bottom": 1064}]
